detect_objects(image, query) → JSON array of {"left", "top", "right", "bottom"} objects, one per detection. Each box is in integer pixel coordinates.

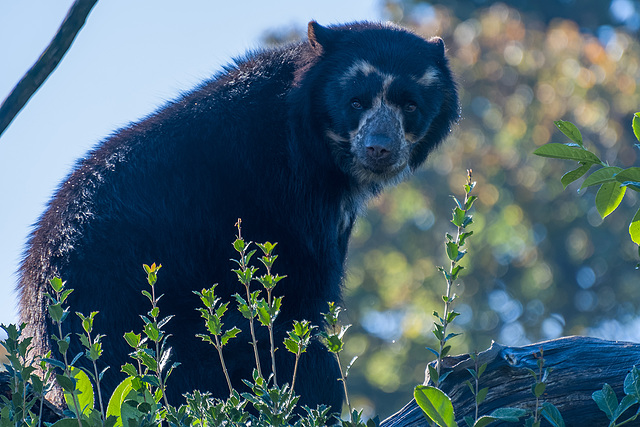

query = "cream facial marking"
[
  {"left": 340, "top": 60, "right": 378, "bottom": 86},
  {"left": 417, "top": 67, "right": 440, "bottom": 87},
  {"left": 326, "top": 129, "right": 349, "bottom": 143},
  {"left": 382, "top": 75, "right": 395, "bottom": 101}
]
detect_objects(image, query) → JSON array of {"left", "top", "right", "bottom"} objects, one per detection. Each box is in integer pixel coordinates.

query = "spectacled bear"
[{"left": 19, "top": 21, "right": 458, "bottom": 412}]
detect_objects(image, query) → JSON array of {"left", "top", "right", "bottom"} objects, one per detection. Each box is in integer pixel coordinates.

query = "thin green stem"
[
  {"left": 55, "top": 315, "right": 83, "bottom": 427},
  {"left": 245, "top": 282, "right": 263, "bottom": 379},
  {"left": 290, "top": 351, "right": 301, "bottom": 395},
  {"left": 267, "top": 288, "right": 277, "bottom": 387},
  {"left": 474, "top": 354, "right": 479, "bottom": 421},
  {"left": 336, "top": 353, "right": 350, "bottom": 412},
  {"left": 150, "top": 283, "right": 169, "bottom": 407},
  {"left": 436, "top": 171, "right": 473, "bottom": 385},
  {"left": 214, "top": 334, "right": 234, "bottom": 395},
  {"left": 237, "top": 222, "right": 263, "bottom": 380},
  {"left": 85, "top": 332, "right": 105, "bottom": 421}
]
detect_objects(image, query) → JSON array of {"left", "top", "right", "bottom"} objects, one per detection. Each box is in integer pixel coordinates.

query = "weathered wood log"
[{"left": 381, "top": 336, "right": 640, "bottom": 426}]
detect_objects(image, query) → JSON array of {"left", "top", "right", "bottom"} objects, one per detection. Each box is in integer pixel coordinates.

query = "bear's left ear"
[
  {"left": 308, "top": 21, "right": 335, "bottom": 52},
  {"left": 429, "top": 36, "right": 446, "bottom": 56}
]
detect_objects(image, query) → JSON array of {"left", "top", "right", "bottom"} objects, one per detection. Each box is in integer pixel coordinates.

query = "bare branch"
[{"left": 0, "top": 0, "right": 98, "bottom": 138}]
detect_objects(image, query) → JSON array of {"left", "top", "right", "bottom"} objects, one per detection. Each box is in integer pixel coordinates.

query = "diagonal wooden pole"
[{"left": 0, "top": 0, "right": 98, "bottom": 139}]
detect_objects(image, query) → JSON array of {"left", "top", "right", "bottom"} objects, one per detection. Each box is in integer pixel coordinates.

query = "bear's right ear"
[{"left": 308, "top": 21, "right": 334, "bottom": 52}]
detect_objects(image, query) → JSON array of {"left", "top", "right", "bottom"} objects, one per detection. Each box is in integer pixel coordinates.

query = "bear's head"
[{"left": 305, "top": 21, "right": 459, "bottom": 189}]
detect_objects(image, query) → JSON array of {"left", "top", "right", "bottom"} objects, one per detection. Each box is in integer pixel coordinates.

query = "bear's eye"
[
  {"left": 350, "top": 99, "right": 363, "bottom": 110},
  {"left": 404, "top": 102, "right": 417, "bottom": 113}
]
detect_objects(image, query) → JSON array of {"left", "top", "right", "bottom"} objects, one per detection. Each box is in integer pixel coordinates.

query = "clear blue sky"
[{"left": 0, "top": 0, "right": 382, "bottom": 327}]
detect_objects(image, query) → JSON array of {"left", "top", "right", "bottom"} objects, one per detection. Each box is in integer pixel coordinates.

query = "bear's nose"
[{"left": 365, "top": 135, "right": 393, "bottom": 160}]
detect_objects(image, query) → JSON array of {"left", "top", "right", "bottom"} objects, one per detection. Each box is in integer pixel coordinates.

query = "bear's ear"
[
  {"left": 429, "top": 36, "right": 446, "bottom": 56},
  {"left": 308, "top": 21, "right": 334, "bottom": 52}
]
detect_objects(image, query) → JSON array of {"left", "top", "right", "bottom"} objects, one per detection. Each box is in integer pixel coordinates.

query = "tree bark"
[
  {"left": 381, "top": 336, "right": 640, "bottom": 426},
  {"left": 0, "top": 0, "right": 98, "bottom": 138}
]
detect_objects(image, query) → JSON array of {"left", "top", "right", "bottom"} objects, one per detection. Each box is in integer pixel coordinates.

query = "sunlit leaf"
[
  {"left": 533, "top": 143, "right": 602, "bottom": 164},
  {"left": 63, "top": 367, "right": 94, "bottom": 418},
  {"left": 554, "top": 120, "right": 583, "bottom": 146},
  {"left": 561, "top": 163, "right": 591, "bottom": 189},
  {"left": 595, "top": 182, "right": 626, "bottom": 218},
  {"left": 414, "top": 385, "right": 458, "bottom": 427},
  {"left": 615, "top": 167, "right": 640, "bottom": 182},
  {"left": 633, "top": 112, "right": 640, "bottom": 143},
  {"left": 580, "top": 166, "right": 622, "bottom": 189},
  {"left": 630, "top": 208, "right": 640, "bottom": 245},
  {"left": 446, "top": 242, "right": 459, "bottom": 261}
]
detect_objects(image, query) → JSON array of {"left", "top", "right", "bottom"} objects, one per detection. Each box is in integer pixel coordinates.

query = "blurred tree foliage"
[{"left": 265, "top": 1, "right": 640, "bottom": 419}]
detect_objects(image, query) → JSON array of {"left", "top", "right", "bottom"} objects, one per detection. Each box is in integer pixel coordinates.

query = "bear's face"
[
  {"left": 306, "top": 22, "right": 458, "bottom": 188},
  {"left": 324, "top": 60, "right": 445, "bottom": 186}
]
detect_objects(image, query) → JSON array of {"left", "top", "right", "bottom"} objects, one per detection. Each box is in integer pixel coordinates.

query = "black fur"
[{"left": 19, "top": 21, "right": 458, "bottom": 411}]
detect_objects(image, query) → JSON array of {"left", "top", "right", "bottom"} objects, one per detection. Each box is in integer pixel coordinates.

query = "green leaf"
[
  {"left": 465, "top": 195, "right": 478, "bottom": 211},
  {"left": 561, "top": 163, "right": 591, "bottom": 189},
  {"left": 624, "top": 366, "right": 640, "bottom": 398},
  {"left": 450, "top": 195, "right": 463, "bottom": 210},
  {"left": 414, "top": 385, "right": 458, "bottom": 427},
  {"left": 107, "top": 377, "right": 134, "bottom": 427},
  {"left": 595, "top": 181, "right": 626, "bottom": 218},
  {"left": 322, "top": 335, "right": 343, "bottom": 353},
  {"left": 56, "top": 374, "right": 75, "bottom": 393},
  {"left": 88, "top": 341, "right": 102, "bottom": 361},
  {"left": 51, "top": 420, "right": 83, "bottom": 427},
  {"left": 580, "top": 166, "right": 623, "bottom": 189},
  {"left": 452, "top": 207, "right": 465, "bottom": 227},
  {"left": 533, "top": 382, "right": 546, "bottom": 398},
  {"left": 593, "top": 383, "right": 618, "bottom": 420},
  {"left": 616, "top": 167, "right": 640, "bottom": 185},
  {"left": 233, "top": 238, "right": 245, "bottom": 252},
  {"left": 48, "top": 303, "right": 64, "bottom": 323},
  {"left": 632, "top": 209, "right": 640, "bottom": 245},
  {"left": 533, "top": 143, "right": 601, "bottom": 164},
  {"left": 478, "top": 363, "right": 487, "bottom": 378},
  {"left": 284, "top": 337, "right": 299, "bottom": 354},
  {"left": 121, "top": 363, "right": 137, "bottom": 377},
  {"left": 473, "top": 416, "right": 500, "bottom": 427},
  {"left": 123, "top": 332, "right": 140, "bottom": 348},
  {"left": 441, "top": 344, "right": 452, "bottom": 358},
  {"left": 446, "top": 242, "right": 459, "bottom": 261},
  {"left": 620, "top": 181, "right": 640, "bottom": 191},
  {"left": 633, "top": 112, "right": 640, "bottom": 143},
  {"left": 451, "top": 265, "right": 464, "bottom": 280},
  {"left": 49, "top": 277, "right": 64, "bottom": 292},
  {"left": 541, "top": 402, "right": 565, "bottom": 427},
  {"left": 554, "top": 120, "right": 583, "bottom": 146},
  {"left": 63, "top": 367, "right": 94, "bottom": 418},
  {"left": 143, "top": 323, "right": 160, "bottom": 342},
  {"left": 446, "top": 311, "right": 460, "bottom": 323},
  {"left": 476, "top": 387, "right": 488, "bottom": 405},
  {"left": 613, "top": 395, "right": 639, "bottom": 422},
  {"left": 220, "top": 327, "right": 241, "bottom": 346},
  {"left": 427, "top": 364, "right": 439, "bottom": 385},
  {"left": 459, "top": 231, "right": 474, "bottom": 246},
  {"left": 489, "top": 407, "right": 528, "bottom": 421},
  {"left": 137, "top": 351, "right": 158, "bottom": 372}
]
